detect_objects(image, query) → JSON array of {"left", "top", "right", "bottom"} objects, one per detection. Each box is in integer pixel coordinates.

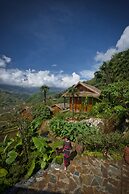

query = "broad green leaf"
[
  {"left": 6, "top": 150, "right": 18, "bottom": 165},
  {"left": 43, "top": 154, "right": 49, "bottom": 162},
  {"left": 32, "top": 137, "right": 47, "bottom": 152},
  {"left": 0, "top": 147, "right": 4, "bottom": 154},
  {"left": 0, "top": 168, "right": 8, "bottom": 177},
  {"left": 50, "top": 141, "right": 63, "bottom": 150},
  {"left": 41, "top": 160, "right": 46, "bottom": 169},
  {"left": 25, "top": 159, "right": 35, "bottom": 179}
]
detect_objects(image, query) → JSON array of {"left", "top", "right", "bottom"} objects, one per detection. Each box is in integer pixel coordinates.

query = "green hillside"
[
  {"left": 93, "top": 49, "right": 129, "bottom": 88},
  {"left": 26, "top": 90, "right": 64, "bottom": 105},
  {"left": 0, "top": 90, "right": 29, "bottom": 113}
]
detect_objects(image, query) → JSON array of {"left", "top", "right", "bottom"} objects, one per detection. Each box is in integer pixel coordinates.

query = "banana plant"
[{"left": 24, "top": 136, "right": 54, "bottom": 179}]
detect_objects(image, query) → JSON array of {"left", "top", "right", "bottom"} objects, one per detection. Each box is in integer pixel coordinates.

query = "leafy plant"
[
  {"left": 32, "top": 137, "right": 47, "bottom": 153},
  {"left": 6, "top": 150, "right": 18, "bottom": 165},
  {"left": 0, "top": 119, "right": 55, "bottom": 193},
  {"left": 54, "top": 154, "right": 63, "bottom": 165},
  {"left": 25, "top": 158, "right": 35, "bottom": 179},
  {"left": 49, "top": 117, "right": 126, "bottom": 152},
  {"left": 0, "top": 168, "right": 8, "bottom": 177}
]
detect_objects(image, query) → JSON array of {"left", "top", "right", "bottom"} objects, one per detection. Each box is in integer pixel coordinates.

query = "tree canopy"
[{"left": 94, "top": 49, "right": 129, "bottom": 88}]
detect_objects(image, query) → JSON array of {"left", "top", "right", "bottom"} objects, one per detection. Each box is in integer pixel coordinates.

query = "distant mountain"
[
  {"left": 0, "top": 84, "right": 65, "bottom": 106},
  {"left": 0, "top": 84, "right": 39, "bottom": 94},
  {"left": 0, "top": 90, "right": 29, "bottom": 113},
  {"left": 0, "top": 84, "right": 64, "bottom": 95},
  {"left": 26, "top": 87, "right": 65, "bottom": 104}
]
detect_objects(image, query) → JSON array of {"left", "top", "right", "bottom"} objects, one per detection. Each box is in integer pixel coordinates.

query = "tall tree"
[{"left": 40, "top": 85, "right": 49, "bottom": 105}]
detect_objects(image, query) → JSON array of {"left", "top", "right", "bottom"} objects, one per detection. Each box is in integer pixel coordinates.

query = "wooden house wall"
[{"left": 70, "top": 97, "right": 95, "bottom": 112}]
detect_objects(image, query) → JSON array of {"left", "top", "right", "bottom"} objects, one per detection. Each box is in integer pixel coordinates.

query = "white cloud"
[
  {"left": 95, "top": 48, "right": 117, "bottom": 63},
  {"left": 0, "top": 55, "right": 11, "bottom": 68},
  {"left": 0, "top": 53, "right": 80, "bottom": 88},
  {"left": 0, "top": 67, "right": 80, "bottom": 88},
  {"left": 59, "top": 72, "right": 80, "bottom": 88},
  {"left": 116, "top": 26, "right": 129, "bottom": 51},
  {"left": 95, "top": 26, "right": 129, "bottom": 64},
  {"left": 79, "top": 70, "right": 95, "bottom": 80}
]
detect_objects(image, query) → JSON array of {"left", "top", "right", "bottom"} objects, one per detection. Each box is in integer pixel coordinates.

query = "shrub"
[
  {"left": 32, "top": 104, "right": 52, "bottom": 120},
  {"left": 90, "top": 102, "right": 113, "bottom": 118}
]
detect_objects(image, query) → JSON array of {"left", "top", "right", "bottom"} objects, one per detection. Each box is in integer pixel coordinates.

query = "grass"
[
  {"left": 83, "top": 151, "right": 104, "bottom": 158},
  {"left": 83, "top": 149, "right": 123, "bottom": 160},
  {"left": 109, "top": 150, "right": 123, "bottom": 160}
]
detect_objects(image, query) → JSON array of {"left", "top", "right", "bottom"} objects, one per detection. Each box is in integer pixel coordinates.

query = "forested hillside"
[
  {"left": 92, "top": 49, "right": 129, "bottom": 88},
  {"left": 0, "top": 90, "right": 28, "bottom": 113},
  {"left": 85, "top": 49, "right": 129, "bottom": 132}
]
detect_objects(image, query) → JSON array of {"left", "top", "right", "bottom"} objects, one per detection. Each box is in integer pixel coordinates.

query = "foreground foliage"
[
  {"left": 0, "top": 105, "right": 54, "bottom": 193},
  {"left": 49, "top": 118, "right": 128, "bottom": 151},
  {"left": 0, "top": 132, "right": 54, "bottom": 193}
]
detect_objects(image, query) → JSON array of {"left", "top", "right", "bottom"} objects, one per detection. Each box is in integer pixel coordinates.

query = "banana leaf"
[{"left": 32, "top": 137, "right": 47, "bottom": 152}]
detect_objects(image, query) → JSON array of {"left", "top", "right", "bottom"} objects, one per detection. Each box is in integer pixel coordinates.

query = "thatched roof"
[{"left": 62, "top": 81, "right": 101, "bottom": 98}]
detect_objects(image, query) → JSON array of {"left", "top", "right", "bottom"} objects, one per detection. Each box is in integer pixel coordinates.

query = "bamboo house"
[{"left": 62, "top": 81, "right": 101, "bottom": 112}]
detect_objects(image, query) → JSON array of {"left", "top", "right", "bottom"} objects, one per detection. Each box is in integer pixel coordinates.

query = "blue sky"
[{"left": 0, "top": 0, "right": 129, "bottom": 88}]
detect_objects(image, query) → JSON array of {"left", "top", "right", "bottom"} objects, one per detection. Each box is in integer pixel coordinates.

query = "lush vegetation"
[
  {"left": 0, "top": 134, "right": 54, "bottom": 193},
  {"left": 0, "top": 106, "right": 55, "bottom": 193},
  {"left": 49, "top": 117, "right": 128, "bottom": 151},
  {"left": 86, "top": 49, "right": 129, "bottom": 131},
  {"left": 0, "top": 90, "right": 30, "bottom": 142},
  {"left": 93, "top": 49, "right": 129, "bottom": 87},
  {"left": 49, "top": 49, "right": 129, "bottom": 159},
  {"left": 1, "top": 49, "right": 129, "bottom": 193}
]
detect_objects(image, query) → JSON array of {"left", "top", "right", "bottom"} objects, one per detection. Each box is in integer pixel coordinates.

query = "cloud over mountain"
[
  {"left": 95, "top": 26, "right": 129, "bottom": 64},
  {"left": 0, "top": 64, "right": 80, "bottom": 88}
]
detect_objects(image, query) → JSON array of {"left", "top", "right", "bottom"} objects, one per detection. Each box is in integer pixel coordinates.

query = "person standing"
[{"left": 63, "top": 136, "right": 72, "bottom": 170}]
